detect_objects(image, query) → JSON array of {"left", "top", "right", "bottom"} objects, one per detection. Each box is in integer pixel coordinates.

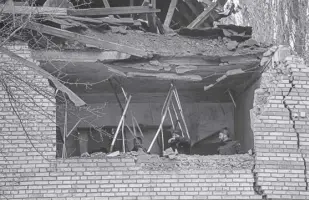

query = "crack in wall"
[
  {"left": 251, "top": 155, "right": 267, "bottom": 199},
  {"left": 282, "top": 72, "right": 308, "bottom": 191}
]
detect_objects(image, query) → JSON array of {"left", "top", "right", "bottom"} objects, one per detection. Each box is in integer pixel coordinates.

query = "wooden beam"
[
  {"left": 130, "top": 0, "right": 134, "bottom": 17},
  {"left": 0, "top": 5, "right": 159, "bottom": 16},
  {"left": 127, "top": 72, "right": 202, "bottom": 81},
  {"left": 31, "top": 50, "right": 131, "bottom": 62},
  {"left": 152, "top": 0, "right": 156, "bottom": 8},
  {"left": 0, "top": 5, "right": 67, "bottom": 15},
  {"left": 187, "top": 2, "right": 217, "bottom": 29},
  {"left": 25, "top": 22, "right": 150, "bottom": 58},
  {"left": 67, "top": 6, "right": 160, "bottom": 16},
  {"left": 164, "top": 0, "right": 178, "bottom": 27},
  {"left": 102, "top": 0, "right": 114, "bottom": 18},
  {"left": 56, "top": 16, "right": 139, "bottom": 26},
  {"left": 0, "top": 47, "right": 86, "bottom": 107}
]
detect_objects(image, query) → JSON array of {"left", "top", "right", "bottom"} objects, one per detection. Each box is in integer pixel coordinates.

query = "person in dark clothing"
[
  {"left": 131, "top": 137, "right": 147, "bottom": 153},
  {"left": 167, "top": 130, "right": 191, "bottom": 155}
]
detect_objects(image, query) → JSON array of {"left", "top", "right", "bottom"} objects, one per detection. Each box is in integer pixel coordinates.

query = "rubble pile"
[{"left": 140, "top": 154, "right": 254, "bottom": 171}]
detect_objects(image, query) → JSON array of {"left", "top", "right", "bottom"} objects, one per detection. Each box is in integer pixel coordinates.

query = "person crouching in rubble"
[
  {"left": 218, "top": 127, "right": 231, "bottom": 143},
  {"left": 217, "top": 127, "right": 242, "bottom": 155},
  {"left": 131, "top": 137, "right": 147, "bottom": 153},
  {"left": 167, "top": 130, "right": 191, "bottom": 155}
]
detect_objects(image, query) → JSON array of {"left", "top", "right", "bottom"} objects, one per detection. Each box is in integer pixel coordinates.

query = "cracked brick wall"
[
  {"left": 251, "top": 46, "right": 309, "bottom": 199},
  {"left": 2, "top": 43, "right": 309, "bottom": 199},
  {"left": 0, "top": 43, "right": 261, "bottom": 200}
]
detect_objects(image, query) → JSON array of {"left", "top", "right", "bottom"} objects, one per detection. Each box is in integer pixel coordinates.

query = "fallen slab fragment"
[{"left": 107, "top": 151, "right": 120, "bottom": 157}]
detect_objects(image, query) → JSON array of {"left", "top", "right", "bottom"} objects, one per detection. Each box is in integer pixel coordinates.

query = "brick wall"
[
  {"left": 0, "top": 42, "right": 260, "bottom": 200},
  {"left": 1, "top": 156, "right": 261, "bottom": 200},
  {"left": 251, "top": 46, "right": 309, "bottom": 199},
  {"left": 1, "top": 43, "right": 309, "bottom": 199}
]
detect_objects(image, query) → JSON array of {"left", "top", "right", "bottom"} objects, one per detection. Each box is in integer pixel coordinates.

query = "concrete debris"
[
  {"left": 226, "top": 40, "right": 238, "bottom": 51},
  {"left": 81, "top": 152, "right": 90, "bottom": 158},
  {"left": 107, "top": 151, "right": 120, "bottom": 157},
  {"left": 163, "top": 147, "right": 178, "bottom": 160},
  {"left": 141, "top": 154, "right": 254, "bottom": 171},
  {"left": 90, "top": 152, "right": 107, "bottom": 158},
  {"left": 260, "top": 56, "right": 269, "bottom": 66},
  {"left": 111, "top": 26, "right": 127, "bottom": 35},
  {"left": 149, "top": 60, "right": 161, "bottom": 66},
  {"left": 239, "top": 38, "right": 258, "bottom": 48},
  {"left": 175, "top": 65, "right": 198, "bottom": 74}
]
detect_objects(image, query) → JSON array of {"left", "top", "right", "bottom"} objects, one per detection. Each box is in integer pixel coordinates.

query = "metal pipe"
[
  {"left": 147, "top": 93, "right": 172, "bottom": 153},
  {"left": 171, "top": 100, "right": 184, "bottom": 137},
  {"left": 168, "top": 107, "right": 175, "bottom": 130},
  {"left": 161, "top": 127, "right": 164, "bottom": 155},
  {"left": 121, "top": 119, "right": 125, "bottom": 153},
  {"left": 173, "top": 88, "right": 190, "bottom": 139},
  {"left": 133, "top": 116, "right": 144, "bottom": 137},
  {"left": 110, "top": 95, "right": 132, "bottom": 152},
  {"left": 228, "top": 89, "right": 237, "bottom": 108}
]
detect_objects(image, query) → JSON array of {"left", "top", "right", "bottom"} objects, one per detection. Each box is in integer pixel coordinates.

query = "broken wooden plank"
[
  {"left": 0, "top": 46, "right": 86, "bottom": 107},
  {"left": 187, "top": 2, "right": 217, "bottom": 29},
  {"left": 31, "top": 50, "right": 131, "bottom": 62},
  {"left": 164, "top": 0, "right": 178, "bottom": 27},
  {"left": 127, "top": 72, "right": 202, "bottom": 81},
  {"left": 0, "top": 5, "right": 67, "bottom": 15},
  {"left": 67, "top": 6, "right": 160, "bottom": 16},
  {"left": 56, "top": 16, "right": 138, "bottom": 26},
  {"left": 25, "top": 22, "right": 150, "bottom": 58}
]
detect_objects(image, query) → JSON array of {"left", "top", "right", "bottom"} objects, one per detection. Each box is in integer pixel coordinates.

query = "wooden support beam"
[
  {"left": 130, "top": 0, "right": 134, "bottom": 17},
  {"left": 67, "top": 6, "right": 160, "bottom": 16},
  {"left": 187, "top": 2, "right": 217, "bottom": 29},
  {"left": 164, "top": 0, "right": 178, "bottom": 27},
  {"left": 102, "top": 0, "right": 114, "bottom": 18},
  {"left": 25, "top": 22, "right": 150, "bottom": 58},
  {"left": 0, "top": 47, "right": 86, "bottom": 107},
  {"left": 152, "top": 0, "right": 156, "bottom": 8},
  {"left": 0, "top": 5, "right": 159, "bottom": 16},
  {"left": 56, "top": 16, "right": 139, "bottom": 26},
  {"left": 0, "top": 5, "right": 67, "bottom": 15},
  {"left": 31, "top": 50, "right": 131, "bottom": 62}
]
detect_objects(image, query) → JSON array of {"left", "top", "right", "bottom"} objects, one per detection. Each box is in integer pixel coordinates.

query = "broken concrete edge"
[{"left": 250, "top": 46, "right": 309, "bottom": 195}]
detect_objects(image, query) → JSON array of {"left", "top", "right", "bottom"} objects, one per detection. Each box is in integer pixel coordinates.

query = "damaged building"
[{"left": 0, "top": 0, "right": 309, "bottom": 200}]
